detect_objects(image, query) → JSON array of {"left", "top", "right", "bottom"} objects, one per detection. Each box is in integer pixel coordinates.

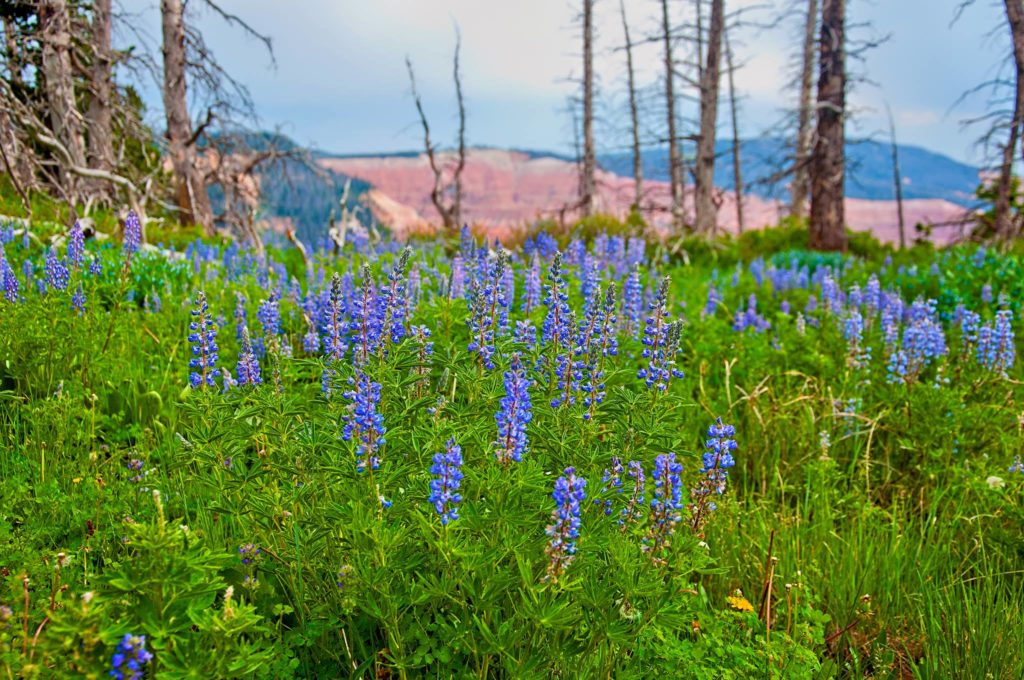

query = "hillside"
[{"left": 597, "top": 139, "right": 982, "bottom": 207}]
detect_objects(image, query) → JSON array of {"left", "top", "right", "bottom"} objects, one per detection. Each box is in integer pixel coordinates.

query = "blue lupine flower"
[
  {"left": 109, "top": 633, "right": 153, "bottom": 680},
  {"left": 638, "top": 278, "right": 685, "bottom": 391},
  {"left": 71, "top": 284, "right": 86, "bottom": 315},
  {"left": 495, "top": 353, "right": 533, "bottom": 464},
  {"left": 126, "top": 459, "right": 145, "bottom": 483},
  {"left": 342, "top": 371, "right": 386, "bottom": 472},
  {"left": 379, "top": 247, "right": 411, "bottom": 346},
  {"left": 88, "top": 258, "right": 102, "bottom": 277},
  {"left": 594, "top": 456, "right": 624, "bottom": 515},
  {"left": 320, "top": 275, "right": 349, "bottom": 396},
  {"left": 544, "top": 466, "right": 587, "bottom": 582},
  {"left": 703, "top": 284, "right": 721, "bottom": 318},
  {"left": 643, "top": 453, "right": 683, "bottom": 565},
  {"left": 977, "top": 309, "right": 1015, "bottom": 377},
  {"left": 188, "top": 291, "right": 221, "bottom": 389},
  {"left": 550, "top": 339, "right": 583, "bottom": 408},
  {"left": 122, "top": 211, "right": 141, "bottom": 259},
  {"left": 621, "top": 265, "right": 644, "bottom": 339},
  {"left": 514, "top": 320, "right": 537, "bottom": 348},
  {"left": 1009, "top": 456, "right": 1024, "bottom": 474},
  {"left": 981, "top": 283, "right": 993, "bottom": 305},
  {"left": 255, "top": 291, "right": 283, "bottom": 358},
  {"left": 733, "top": 293, "right": 770, "bottom": 333},
  {"left": 428, "top": 438, "right": 464, "bottom": 525},
  {"left": 467, "top": 250, "right": 508, "bottom": 370},
  {"left": 449, "top": 254, "right": 466, "bottom": 299},
  {"left": 67, "top": 221, "right": 85, "bottom": 269},
  {"left": 351, "top": 264, "right": 383, "bottom": 365},
  {"left": 236, "top": 326, "right": 262, "bottom": 386},
  {"left": 234, "top": 293, "right": 247, "bottom": 344},
  {"left": 580, "top": 253, "right": 602, "bottom": 316},
  {"left": 843, "top": 309, "right": 870, "bottom": 369},
  {"left": 541, "top": 252, "right": 573, "bottom": 348},
  {"left": 522, "top": 252, "right": 542, "bottom": 313},
  {"left": 238, "top": 543, "right": 262, "bottom": 565},
  {"left": 690, "top": 418, "right": 738, "bottom": 531},
  {"left": 1, "top": 252, "right": 19, "bottom": 302},
  {"left": 44, "top": 248, "right": 70, "bottom": 291}
]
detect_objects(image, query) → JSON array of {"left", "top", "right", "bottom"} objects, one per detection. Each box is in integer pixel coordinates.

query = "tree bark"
[
  {"left": 580, "top": 0, "right": 596, "bottom": 216},
  {"left": 161, "top": 0, "right": 214, "bottom": 233},
  {"left": 995, "top": 0, "right": 1024, "bottom": 241},
  {"left": 39, "top": 0, "right": 88, "bottom": 200},
  {"left": 661, "top": 0, "right": 684, "bottom": 231},
  {"left": 620, "top": 0, "right": 643, "bottom": 210},
  {"left": 790, "top": 0, "right": 817, "bottom": 220},
  {"left": 887, "top": 106, "right": 906, "bottom": 249},
  {"left": 694, "top": 0, "right": 723, "bottom": 236},
  {"left": 87, "top": 0, "right": 115, "bottom": 198},
  {"left": 725, "top": 24, "right": 744, "bottom": 234},
  {"left": 809, "top": 0, "right": 847, "bottom": 251},
  {"left": 452, "top": 29, "right": 466, "bottom": 230}
]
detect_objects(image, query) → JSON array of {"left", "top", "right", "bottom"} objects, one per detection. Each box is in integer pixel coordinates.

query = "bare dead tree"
[
  {"left": 725, "top": 22, "right": 745, "bottom": 234},
  {"left": 161, "top": 0, "right": 214, "bottom": 232},
  {"left": 660, "top": 0, "right": 684, "bottom": 232},
  {"left": 618, "top": 0, "right": 643, "bottom": 210},
  {"left": 452, "top": 26, "right": 467, "bottom": 228},
  {"left": 580, "top": 0, "right": 597, "bottom": 216},
  {"left": 39, "top": 0, "right": 88, "bottom": 203},
  {"left": 694, "top": 0, "right": 724, "bottom": 236},
  {"left": 992, "top": 0, "right": 1024, "bottom": 240},
  {"left": 809, "top": 0, "right": 847, "bottom": 251},
  {"left": 790, "top": 0, "right": 818, "bottom": 220},
  {"left": 86, "top": 0, "right": 115, "bottom": 199},
  {"left": 405, "top": 37, "right": 467, "bottom": 235},
  {"left": 886, "top": 104, "right": 906, "bottom": 249}
]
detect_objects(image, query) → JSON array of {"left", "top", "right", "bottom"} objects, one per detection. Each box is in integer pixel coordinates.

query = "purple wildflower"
[
  {"left": 643, "top": 453, "right": 684, "bottom": 565},
  {"left": 494, "top": 353, "right": 532, "bottom": 464},
  {"left": 428, "top": 439, "right": 464, "bottom": 525},
  {"left": 342, "top": 371, "right": 386, "bottom": 472},
  {"left": 544, "top": 467, "right": 587, "bottom": 582},
  {"left": 189, "top": 291, "right": 221, "bottom": 389}
]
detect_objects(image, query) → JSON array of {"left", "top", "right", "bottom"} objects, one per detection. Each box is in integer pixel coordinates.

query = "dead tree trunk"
[
  {"left": 694, "top": 0, "right": 724, "bottom": 236},
  {"left": 995, "top": 0, "right": 1024, "bottom": 240},
  {"left": 660, "top": 0, "right": 684, "bottom": 232},
  {"left": 161, "top": 0, "right": 214, "bottom": 233},
  {"left": 809, "top": 0, "right": 847, "bottom": 252},
  {"left": 790, "top": 0, "right": 818, "bottom": 220},
  {"left": 886, "top": 105, "right": 906, "bottom": 248},
  {"left": 452, "top": 28, "right": 467, "bottom": 229},
  {"left": 580, "top": 0, "right": 597, "bottom": 216},
  {"left": 39, "top": 0, "right": 88, "bottom": 201},
  {"left": 725, "top": 24, "right": 744, "bottom": 234},
  {"left": 620, "top": 0, "right": 643, "bottom": 210},
  {"left": 86, "top": 0, "right": 115, "bottom": 198}
]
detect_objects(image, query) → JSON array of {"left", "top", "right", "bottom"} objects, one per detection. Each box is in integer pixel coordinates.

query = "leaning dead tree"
[
  {"left": 694, "top": 0, "right": 725, "bottom": 236},
  {"left": 790, "top": 0, "right": 818, "bottom": 220},
  {"left": 161, "top": 0, "right": 213, "bottom": 233},
  {"left": 809, "top": 0, "right": 848, "bottom": 251},
  {"left": 405, "top": 31, "right": 468, "bottom": 235},
  {"left": 886, "top": 104, "right": 906, "bottom": 249}
]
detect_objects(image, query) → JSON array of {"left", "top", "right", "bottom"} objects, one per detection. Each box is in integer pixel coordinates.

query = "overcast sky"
[{"left": 118, "top": 0, "right": 1009, "bottom": 166}]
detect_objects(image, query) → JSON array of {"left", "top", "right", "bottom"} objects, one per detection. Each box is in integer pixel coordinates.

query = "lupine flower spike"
[
  {"left": 428, "top": 439, "right": 464, "bottom": 525},
  {"left": 544, "top": 467, "right": 587, "bottom": 582}
]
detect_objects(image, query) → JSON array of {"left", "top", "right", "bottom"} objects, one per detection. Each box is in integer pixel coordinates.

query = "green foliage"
[{"left": 0, "top": 227, "right": 1021, "bottom": 678}]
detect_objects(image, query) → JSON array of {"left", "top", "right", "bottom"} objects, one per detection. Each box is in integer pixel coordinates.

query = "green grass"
[{"left": 0, "top": 223, "right": 1021, "bottom": 678}]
